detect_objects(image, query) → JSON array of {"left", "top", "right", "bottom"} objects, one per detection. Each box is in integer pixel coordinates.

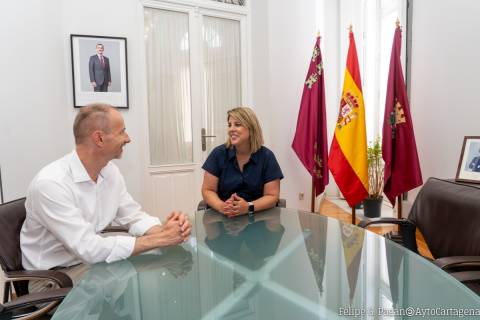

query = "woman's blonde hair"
[{"left": 225, "top": 107, "right": 264, "bottom": 153}]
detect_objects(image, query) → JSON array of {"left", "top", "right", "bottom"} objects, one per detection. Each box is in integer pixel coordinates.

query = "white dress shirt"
[{"left": 20, "top": 151, "right": 161, "bottom": 270}]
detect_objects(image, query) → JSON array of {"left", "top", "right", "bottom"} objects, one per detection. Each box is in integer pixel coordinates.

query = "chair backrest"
[
  {"left": 409, "top": 178, "right": 480, "bottom": 259},
  {"left": 0, "top": 198, "right": 26, "bottom": 272}
]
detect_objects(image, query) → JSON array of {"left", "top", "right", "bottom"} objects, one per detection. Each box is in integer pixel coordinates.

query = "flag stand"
[{"left": 351, "top": 207, "right": 356, "bottom": 224}]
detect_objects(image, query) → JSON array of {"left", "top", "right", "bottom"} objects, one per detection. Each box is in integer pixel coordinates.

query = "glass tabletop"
[{"left": 52, "top": 207, "right": 480, "bottom": 320}]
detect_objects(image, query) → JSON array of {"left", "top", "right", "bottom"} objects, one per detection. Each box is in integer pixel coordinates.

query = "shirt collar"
[
  {"left": 69, "top": 150, "right": 106, "bottom": 184},
  {"left": 227, "top": 147, "right": 236, "bottom": 161},
  {"left": 227, "top": 146, "right": 259, "bottom": 164}
]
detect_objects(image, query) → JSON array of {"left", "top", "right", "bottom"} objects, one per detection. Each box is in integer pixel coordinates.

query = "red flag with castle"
[
  {"left": 292, "top": 35, "right": 329, "bottom": 196},
  {"left": 382, "top": 25, "right": 423, "bottom": 205}
]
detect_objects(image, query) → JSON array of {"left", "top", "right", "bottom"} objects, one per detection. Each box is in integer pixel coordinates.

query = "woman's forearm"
[
  {"left": 202, "top": 189, "right": 225, "bottom": 212},
  {"left": 251, "top": 194, "right": 279, "bottom": 212}
]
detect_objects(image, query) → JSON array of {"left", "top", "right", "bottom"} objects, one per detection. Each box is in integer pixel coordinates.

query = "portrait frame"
[
  {"left": 70, "top": 34, "right": 129, "bottom": 108},
  {"left": 455, "top": 136, "right": 480, "bottom": 183}
]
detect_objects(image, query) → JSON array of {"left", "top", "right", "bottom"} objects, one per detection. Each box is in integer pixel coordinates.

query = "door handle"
[{"left": 201, "top": 128, "right": 216, "bottom": 151}]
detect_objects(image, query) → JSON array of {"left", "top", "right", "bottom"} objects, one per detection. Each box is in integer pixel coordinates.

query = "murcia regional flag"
[{"left": 328, "top": 30, "right": 368, "bottom": 207}]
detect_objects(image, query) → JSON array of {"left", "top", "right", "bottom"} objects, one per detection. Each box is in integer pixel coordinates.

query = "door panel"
[
  {"left": 143, "top": 5, "right": 245, "bottom": 218},
  {"left": 202, "top": 15, "right": 242, "bottom": 157}
]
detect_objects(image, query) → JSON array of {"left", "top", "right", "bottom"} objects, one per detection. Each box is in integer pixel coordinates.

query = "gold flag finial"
[
  {"left": 317, "top": 30, "right": 321, "bottom": 38},
  {"left": 395, "top": 18, "right": 401, "bottom": 28},
  {"left": 348, "top": 24, "right": 353, "bottom": 32}
]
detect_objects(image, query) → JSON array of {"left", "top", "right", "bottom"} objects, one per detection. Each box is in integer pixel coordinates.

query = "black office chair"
[
  {"left": 0, "top": 198, "right": 72, "bottom": 319},
  {"left": 358, "top": 178, "right": 480, "bottom": 294},
  {"left": 197, "top": 198, "right": 286, "bottom": 211}
]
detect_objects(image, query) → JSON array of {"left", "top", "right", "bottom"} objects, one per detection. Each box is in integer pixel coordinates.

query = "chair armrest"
[
  {"left": 358, "top": 218, "right": 418, "bottom": 254},
  {"left": 449, "top": 271, "right": 480, "bottom": 283},
  {"left": 101, "top": 225, "right": 129, "bottom": 234},
  {"left": 433, "top": 256, "right": 480, "bottom": 270},
  {"left": 357, "top": 218, "right": 414, "bottom": 229},
  {"left": 197, "top": 200, "right": 208, "bottom": 211},
  {"left": 5, "top": 270, "right": 73, "bottom": 288},
  {"left": 2, "top": 287, "right": 70, "bottom": 312}
]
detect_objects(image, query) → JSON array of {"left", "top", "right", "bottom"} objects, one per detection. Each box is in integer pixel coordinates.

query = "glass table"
[{"left": 52, "top": 207, "right": 480, "bottom": 319}]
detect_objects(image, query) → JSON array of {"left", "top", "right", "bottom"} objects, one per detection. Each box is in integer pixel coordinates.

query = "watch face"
[{"left": 248, "top": 202, "right": 254, "bottom": 213}]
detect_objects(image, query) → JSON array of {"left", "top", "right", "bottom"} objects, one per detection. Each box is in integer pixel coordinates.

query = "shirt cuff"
[
  {"left": 105, "top": 236, "right": 136, "bottom": 263},
  {"left": 128, "top": 216, "right": 162, "bottom": 236}
]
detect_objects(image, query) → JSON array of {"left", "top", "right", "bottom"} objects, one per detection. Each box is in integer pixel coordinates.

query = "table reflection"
[
  {"left": 203, "top": 209, "right": 285, "bottom": 270},
  {"left": 52, "top": 208, "right": 480, "bottom": 320},
  {"left": 53, "top": 246, "right": 193, "bottom": 320}
]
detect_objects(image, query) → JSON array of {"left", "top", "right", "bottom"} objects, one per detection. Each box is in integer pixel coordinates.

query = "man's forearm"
[
  {"left": 144, "top": 224, "right": 163, "bottom": 235},
  {"left": 132, "top": 234, "right": 167, "bottom": 256}
]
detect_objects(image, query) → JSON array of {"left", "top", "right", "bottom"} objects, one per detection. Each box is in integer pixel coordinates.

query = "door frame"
[{"left": 140, "top": 0, "right": 251, "bottom": 217}]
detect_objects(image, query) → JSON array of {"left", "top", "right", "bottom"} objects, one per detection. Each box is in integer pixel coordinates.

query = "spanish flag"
[{"left": 328, "top": 29, "right": 368, "bottom": 207}]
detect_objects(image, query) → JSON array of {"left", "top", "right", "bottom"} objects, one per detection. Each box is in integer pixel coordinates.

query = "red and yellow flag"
[{"left": 328, "top": 30, "right": 368, "bottom": 207}]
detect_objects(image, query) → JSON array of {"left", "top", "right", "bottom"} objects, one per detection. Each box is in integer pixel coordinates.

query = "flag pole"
[
  {"left": 394, "top": 18, "right": 403, "bottom": 221},
  {"left": 351, "top": 206, "right": 356, "bottom": 225},
  {"left": 311, "top": 180, "right": 316, "bottom": 212},
  {"left": 0, "top": 165, "right": 4, "bottom": 204},
  {"left": 397, "top": 195, "right": 402, "bottom": 219}
]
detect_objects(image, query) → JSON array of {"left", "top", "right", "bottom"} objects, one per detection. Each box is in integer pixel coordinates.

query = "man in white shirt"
[{"left": 20, "top": 104, "right": 191, "bottom": 281}]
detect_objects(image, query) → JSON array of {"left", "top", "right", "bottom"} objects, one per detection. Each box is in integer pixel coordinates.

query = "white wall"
[
  {"left": 410, "top": 0, "right": 480, "bottom": 186},
  {"left": 249, "top": 0, "right": 343, "bottom": 211},
  {"left": 0, "top": 0, "right": 148, "bottom": 203},
  {"left": 0, "top": 0, "right": 71, "bottom": 201},
  {"left": 265, "top": 0, "right": 318, "bottom": 211},
  {"left": 60, "top": 0, "right": 149, "bottom": 204}
]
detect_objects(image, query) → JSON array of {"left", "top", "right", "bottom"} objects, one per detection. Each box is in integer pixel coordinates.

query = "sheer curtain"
[
  {"left": 363, "top": 0, "right": 407, "bottom": 142},
  {"left": 145, "top": 8, "right": 193, "bottom": 165},
  {"left": 339, "top": 0, "right": 407, "bottom": 142},
  {"left": 202, "top": 16, "right": 242, "bottom": 153}
]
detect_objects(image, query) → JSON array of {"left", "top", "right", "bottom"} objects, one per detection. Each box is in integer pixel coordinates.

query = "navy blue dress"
[{"left": 202, "top": 145, "right": 284, "bottom": 202}]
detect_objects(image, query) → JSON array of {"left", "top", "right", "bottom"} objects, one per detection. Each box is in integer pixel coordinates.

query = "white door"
[{"left": 143, "top": 3, "right": 247, "bottom": 219}]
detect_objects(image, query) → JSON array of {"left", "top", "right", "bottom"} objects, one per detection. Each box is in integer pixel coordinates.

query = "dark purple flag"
[
  {"left": 382, "top": 27, "right": 423, "bottom": 205},
  {"left": 292, "top": 36, "right": 329, "bottom": 196}
]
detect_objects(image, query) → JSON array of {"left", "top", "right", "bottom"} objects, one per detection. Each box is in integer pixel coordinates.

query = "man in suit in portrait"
[
  {"left": 89, "top": 43, "right": 111, "bottom": 92},
  {"left": 469, "top": 148, "right": 480, "bottom": 172}
]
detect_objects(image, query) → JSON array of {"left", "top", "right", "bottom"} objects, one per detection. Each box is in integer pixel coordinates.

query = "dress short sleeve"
[
  {"left": 202, "top": 145, "right": 227, "bottom": 178},
  {"left": 262, "top": 148, "right": 284, "bottom": 183}
]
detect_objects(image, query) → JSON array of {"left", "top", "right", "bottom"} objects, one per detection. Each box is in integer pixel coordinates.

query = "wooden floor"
[{"left": 318, "top": 198, "right": 433, "bottom": 259}]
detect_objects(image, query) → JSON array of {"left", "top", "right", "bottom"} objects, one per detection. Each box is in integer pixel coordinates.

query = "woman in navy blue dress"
[{"left": 201, "top": 107, "right": 283, "bottom": 217}]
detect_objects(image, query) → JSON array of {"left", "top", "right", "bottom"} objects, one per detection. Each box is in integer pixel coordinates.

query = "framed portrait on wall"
[
  {"left": 70, "top": 34, "right": 129, "bottom": 108},
  {"left": 455, "top": 136, "right": 480, "bottom": 183}
]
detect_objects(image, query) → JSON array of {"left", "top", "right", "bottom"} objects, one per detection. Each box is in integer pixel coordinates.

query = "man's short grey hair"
[{"left": 73, "top": 103, "right": 113, "bottom": 144}]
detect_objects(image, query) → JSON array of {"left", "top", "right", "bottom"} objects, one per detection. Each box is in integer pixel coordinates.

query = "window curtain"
[
  {"left": 339, "top": 0, "right": 407, "bottom": 142},
  {"left": 202, "top": 16, "right": 242, "bottom": 152},
  {"left": 145, "top": 8, "right": 193, "bottom": 165}
]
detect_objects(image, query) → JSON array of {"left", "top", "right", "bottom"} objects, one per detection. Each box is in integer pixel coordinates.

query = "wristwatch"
[
  {"left": 248, "top": 201, "right": 255, "bottom": 223},
  {"left": 248, "top": 201, "right": 255, "bottom": 214}
]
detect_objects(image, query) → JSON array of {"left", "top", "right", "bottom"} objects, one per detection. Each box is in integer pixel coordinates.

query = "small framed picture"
[
  {"left": 455, "top": 136, "right": 480, "bottom": 183},
  {"left": 70, "top": 34, "right": 129, "bottom": 108}
]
